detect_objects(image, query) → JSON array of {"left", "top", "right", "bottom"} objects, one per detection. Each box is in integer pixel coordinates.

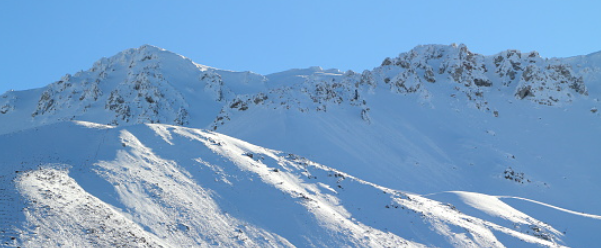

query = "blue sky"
[{"left": 1, "top": 0, "right": 600, "bottom": 94}]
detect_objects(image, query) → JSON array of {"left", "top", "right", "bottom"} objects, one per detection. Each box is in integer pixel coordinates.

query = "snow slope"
[
  {"left": 1, "top": 44, "right": 601, "bottom": 247},
  {"left": 2, "top": 122, "right": 597, "bottom": 247}
]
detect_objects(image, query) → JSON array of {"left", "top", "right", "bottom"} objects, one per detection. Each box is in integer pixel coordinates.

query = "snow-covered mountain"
[
  {"left": 1, "top": 44, "right": 600, "bottom": 247},
  {"left": 1, "top": 44, "right": 594, "bottom": 134}
]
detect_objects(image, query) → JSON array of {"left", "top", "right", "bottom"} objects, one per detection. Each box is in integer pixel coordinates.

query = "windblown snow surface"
[{"left": 1, "top": 44, "right": 600, "bottom": 247}]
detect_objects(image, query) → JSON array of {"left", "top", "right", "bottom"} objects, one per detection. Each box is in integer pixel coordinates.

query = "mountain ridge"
[
  {"left": 1, "top": 43, "right": 598, "bottom": 135},
  {"left": 1, "top": 44, "right": 601, "bottom": 247}
]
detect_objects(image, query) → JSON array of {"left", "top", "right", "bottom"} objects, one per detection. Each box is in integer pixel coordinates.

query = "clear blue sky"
[{"left": 1, "top": 0, "right": 600, "bottom": 94}]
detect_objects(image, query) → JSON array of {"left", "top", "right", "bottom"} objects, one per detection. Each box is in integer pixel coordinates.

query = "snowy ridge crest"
[
  {"left": 212, "top": 44, "right": 592, "bottom": 129},
  {"left": 0, "top": 43, "right": 597, "bottom": 133}
]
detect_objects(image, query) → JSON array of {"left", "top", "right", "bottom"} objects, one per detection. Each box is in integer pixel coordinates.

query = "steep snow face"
[
  {"left": 1, "top": 122, "right": 596, "bottom": 247},
  {"left": 217, "top": 86, "right": 601, "bottom": 210}
]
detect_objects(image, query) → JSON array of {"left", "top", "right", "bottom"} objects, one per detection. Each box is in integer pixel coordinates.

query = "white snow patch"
[{"left": 72, "top": 120, "right": 115, "bottom": 129}]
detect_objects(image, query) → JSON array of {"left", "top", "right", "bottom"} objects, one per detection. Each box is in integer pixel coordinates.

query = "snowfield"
[
  {"left": 2, "top": 122, "right": 596, "bottom": 247},
  {"left": 1, "top": 44, "right": 600, "bottom": 247}
]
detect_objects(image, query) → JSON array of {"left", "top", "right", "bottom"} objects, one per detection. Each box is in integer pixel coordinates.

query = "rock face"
[{"left": 0, "top": 44, "right": 597, "bottom": 134}]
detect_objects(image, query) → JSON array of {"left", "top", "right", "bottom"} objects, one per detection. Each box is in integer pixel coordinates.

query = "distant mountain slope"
[{"left": 1, "top": 122, "right": 597, "bottom": 247}]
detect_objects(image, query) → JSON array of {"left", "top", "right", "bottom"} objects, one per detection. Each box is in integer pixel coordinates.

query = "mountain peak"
[
  {"left": 0, "top": 45, "right": 225, "bottom": 132},
  {"left": 119, "top": 44, "right": 167, "bottom": 54},
  {"left": 91, "top": 44, "right": 191, "bottom": 69}
]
